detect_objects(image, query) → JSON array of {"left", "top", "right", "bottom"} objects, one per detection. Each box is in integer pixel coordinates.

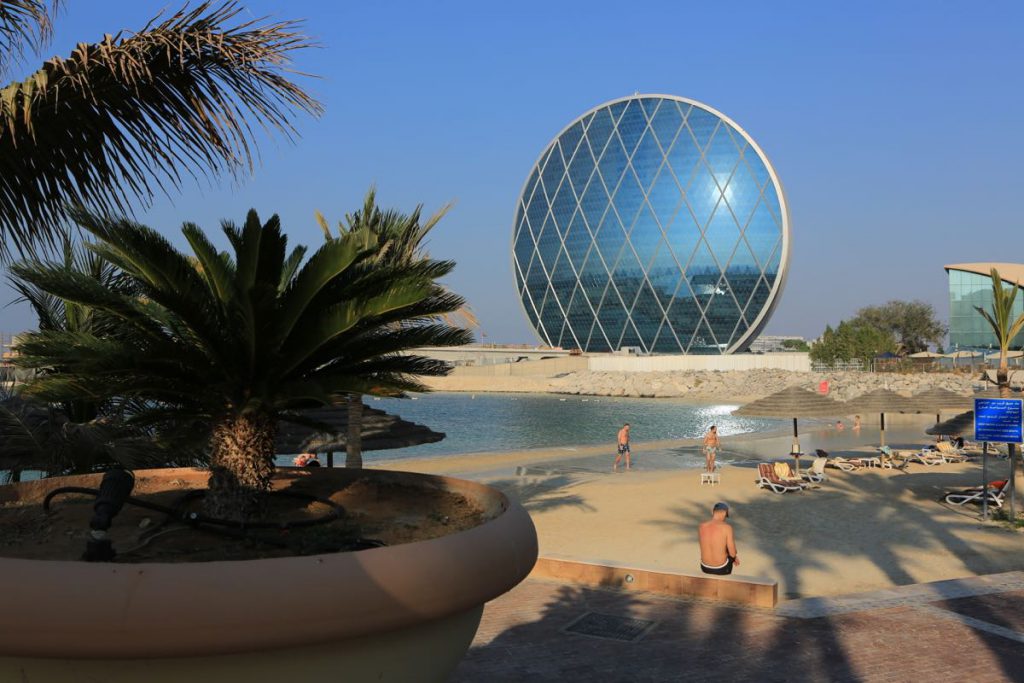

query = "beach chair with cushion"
[
  {"left": 906, "top": 449, "right": 945, "bottom": 466},
  {"left": 756, "top": 463, "right": 803, "bottom": 493},
  {"left": 944, "top": 479, "right": 1009, "bottom": 508},
  {"left": 816, "top": 448, "right": 859, "bottom": 472},
  {"left": 801, "top": 456, "right": 829, "bottom": 483},
  {"left": 933, "top": 441, "right": 969, "bottom": 463}
]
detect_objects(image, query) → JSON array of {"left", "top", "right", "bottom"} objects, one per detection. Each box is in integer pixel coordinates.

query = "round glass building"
[{"left": 512, "top": 94, "right": 790, "bottom": 354}]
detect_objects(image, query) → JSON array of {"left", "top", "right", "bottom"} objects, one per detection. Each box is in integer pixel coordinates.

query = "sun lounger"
[
  {"left": 756, "top": 463, "right": 803, "bottom": 493},
  {"left": 906, "top": 449, "right": 945, "bottom": 466},
  {"left": 801, "top": 456, "right": 829, "bottom": 483},
  {"left": 944, "top": 479, "right": 1009, "bottom": 508},
  {"left": 933, "top": 441, "right": 969, "bottom": 463},
  {"left": 877, "top": 446, "right": 910, "bottom": 471}
]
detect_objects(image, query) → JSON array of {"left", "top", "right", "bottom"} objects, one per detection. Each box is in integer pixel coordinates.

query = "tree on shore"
[
  {"left": 12, "top": 210, "right": 472, "bottom": 518},
  {"left": 809, "top": 320, "right": 895, "bottom": 367},
  {"left": 853, "top": 300, "right": 947, "bottom": 354},
  {"left": 0, "top": 1, "right": 320, "bottom": 261},
  {"left": 974, "top": 268, "right": 1024, "bottom": 519}
]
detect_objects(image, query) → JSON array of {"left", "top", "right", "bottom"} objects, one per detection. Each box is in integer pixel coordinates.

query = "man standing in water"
[
  {"left": 702, "top": 425, "right": 720, "bottom": 473},
  {"left": 699, "top": 502, "right": 739, "bottom": 575},
  {"left": 614, "top": 423, "right": 631, "bottom": 472}
]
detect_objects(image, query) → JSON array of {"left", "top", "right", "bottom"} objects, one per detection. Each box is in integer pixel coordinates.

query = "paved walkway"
[{"left": 453, "top": 572, "right": 1024, "bottom": 682}]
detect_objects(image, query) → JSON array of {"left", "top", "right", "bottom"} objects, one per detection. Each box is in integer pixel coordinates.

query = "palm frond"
[
  {"left": 0, "top": 0, "right": 321, "bottom": 261},
  {"left": 0, "top": 0, "right": 58, "bottom": 75}
]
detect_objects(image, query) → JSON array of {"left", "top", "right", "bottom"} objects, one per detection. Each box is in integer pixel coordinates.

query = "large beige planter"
[{"left": 0, "top": 467, "right": 538, "bottom": 682}]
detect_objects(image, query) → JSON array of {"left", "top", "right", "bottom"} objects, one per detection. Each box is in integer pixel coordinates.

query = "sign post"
[{"left": 974, "top": 398, "right": 1024, "bottom": 520}]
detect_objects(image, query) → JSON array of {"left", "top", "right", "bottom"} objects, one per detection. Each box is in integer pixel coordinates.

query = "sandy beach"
[{"left": 381, "top": 423, "right": 1024, "bottom": 600}]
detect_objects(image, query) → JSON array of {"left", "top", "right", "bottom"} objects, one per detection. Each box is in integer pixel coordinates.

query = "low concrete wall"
[
  {"left": 530, "top": 556, "right": 778, "bottom": 608},
  {"left": 588, "top": 353, "right": 810, "bottom": 373},
  {"left": 446, "top": 356, "right": 589, "bottom": 377}
]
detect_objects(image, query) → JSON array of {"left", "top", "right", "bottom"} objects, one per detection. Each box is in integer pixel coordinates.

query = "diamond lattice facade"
[
  {"left": 512, "top": 94, "right": 790, "bottom": 353},
  {"left": 946, "top": 263, "right": 1024, "bottom": 350}
]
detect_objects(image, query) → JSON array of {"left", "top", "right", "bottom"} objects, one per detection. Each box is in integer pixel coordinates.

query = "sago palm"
[
  {"left": 975, "top": 268, "right": 1024, "bottom": 519},
  {"left": 12, "top": 209, "right": 472, "bottom": 517},
  {"left": 0, "top": 1, "right": 320, "bottom": 261}
]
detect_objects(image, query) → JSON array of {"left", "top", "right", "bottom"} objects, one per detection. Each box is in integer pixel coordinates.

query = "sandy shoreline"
[{"left": 380, "top": 424, "right": 1024, "bottom": 600}]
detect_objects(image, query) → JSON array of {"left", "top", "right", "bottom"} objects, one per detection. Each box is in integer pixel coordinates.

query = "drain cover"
[{"left": 563, "top": 612, "right": 656, "bottom": 642}]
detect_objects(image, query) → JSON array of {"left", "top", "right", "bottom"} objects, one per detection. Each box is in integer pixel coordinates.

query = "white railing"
[{"left": 810, "top": 359, "right": 868, "bottom": 372}]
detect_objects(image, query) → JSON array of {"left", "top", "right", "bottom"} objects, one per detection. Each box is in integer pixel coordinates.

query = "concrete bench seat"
[{"left": 530, "top": 555, "right": 777, "bottom": 608}]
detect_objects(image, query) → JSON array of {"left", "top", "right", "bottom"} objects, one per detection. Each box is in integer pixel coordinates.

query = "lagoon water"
[{"left": 365, "top": 392, "right": 788, "bottom": 461}]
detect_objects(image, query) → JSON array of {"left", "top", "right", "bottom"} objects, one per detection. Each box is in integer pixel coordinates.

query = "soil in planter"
[{"left": 0, "top": 471, "right": 488, "bottom": 563}]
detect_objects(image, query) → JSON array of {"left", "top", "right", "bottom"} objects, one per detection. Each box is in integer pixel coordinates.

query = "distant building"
[
  {"left": 747, "top": 335, "right": 807, "bottom": 353},
  {"left": 945, "top": 263, "right": 1024, "bottom": 350},
  {"left": 512, "top": 94, "right": 790, "bottom": 355}
]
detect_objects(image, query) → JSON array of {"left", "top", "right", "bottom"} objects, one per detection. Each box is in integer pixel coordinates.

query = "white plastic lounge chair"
[
  {"left": 933, "top": 441, "right": 969, "bottom": 463},
  {"left": 945, "top": 479, "right": 1009, "bottom": 508},
  {"left": 801, "top": 456, "right": 829, "bottom": 483},
  {"left": 906, "top": 449, "right": 945, "bottom": 466},
  {"left": 756, "top": 463, "right": 803, "bottom": 493},
  {"left": 877, "top": 446, "right": 910, "bottom": 470}
]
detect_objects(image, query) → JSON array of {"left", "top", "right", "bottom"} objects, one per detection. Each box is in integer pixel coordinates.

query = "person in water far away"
[{"left": 699, "top": 502, "right": 739, "bottom": 575}]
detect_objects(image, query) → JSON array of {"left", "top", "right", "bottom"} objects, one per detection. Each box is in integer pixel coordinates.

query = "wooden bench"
[{"left": 530, "top": 555, "right": 777, "bottom": 608}]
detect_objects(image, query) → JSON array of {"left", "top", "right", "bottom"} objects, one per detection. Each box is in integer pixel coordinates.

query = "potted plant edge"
[{"left": 0, "top": 208, "right": 538, "bottom": 682}]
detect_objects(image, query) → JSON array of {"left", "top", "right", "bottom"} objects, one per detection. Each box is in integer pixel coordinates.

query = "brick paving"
[{"left": 452, "top": 577, "right": 1024, "bottom": 682}]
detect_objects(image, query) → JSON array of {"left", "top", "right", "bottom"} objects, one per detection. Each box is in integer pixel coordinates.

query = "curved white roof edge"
[{"left": 945, "top": 263, "right": 1024, "bottom": 285}]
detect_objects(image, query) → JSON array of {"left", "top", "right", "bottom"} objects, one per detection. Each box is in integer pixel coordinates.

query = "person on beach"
[
  {"left": 853, "top": 415, "right": 861, "bottom": 431},
  {"left": 614, "top": 423, "right": 631, "bottom": 472},
  {"left": 836, "top": 420, "right": 845, "bottom": 431},
  {"left": 702, "top": 425, "right": 720, "bottom": 473},
  {"left": 699, "top": 502, "right": 739, "bottom": 575}
]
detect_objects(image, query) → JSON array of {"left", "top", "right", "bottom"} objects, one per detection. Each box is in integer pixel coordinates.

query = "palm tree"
[
  {"left": 316, "top": 189, "right": 478, "bottom": 468},
  {"left": 975, "top": 267, "right": 1024, "bottom": 519},
  {"left": 11, "top": 209, "right": 471, "bottom": 518},
  {"left": 0, "top": 1, "right": 320, "bottom": 261}
]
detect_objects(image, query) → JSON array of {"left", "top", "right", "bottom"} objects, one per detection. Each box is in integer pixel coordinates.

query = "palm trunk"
[
  {"left": 346, "top": 393, "right": 363, "bottom": 468},
  {"left": 207, "top": 413, "right": 277, "bottom": 519},
  {"left": 998, "top": 365, "right": 1023, "bottom": 521}
]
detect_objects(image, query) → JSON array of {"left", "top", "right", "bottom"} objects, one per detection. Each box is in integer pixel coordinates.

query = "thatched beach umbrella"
[
  {"left": 911, "top": 387, "right": 973, "bottom": 423},
  {"left": 908, "top": 351, "right": 944, "bottom": 359},
  {"left": 275, "top": 404, "right": 444, "bottom": 465},
  {"left": 844, "top": 389, "right": 919, "bottom": 447},
  {"left": 926, "top": 410, "right": 974, "bottom": 437},
  {"left": 733, "top": 387, "right": 848, "bottom": 467}
]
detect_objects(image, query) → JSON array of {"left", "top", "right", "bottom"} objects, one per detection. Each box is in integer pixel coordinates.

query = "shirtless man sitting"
[{"left": 698, "top": 502, "right": 739, "bottom": 575}]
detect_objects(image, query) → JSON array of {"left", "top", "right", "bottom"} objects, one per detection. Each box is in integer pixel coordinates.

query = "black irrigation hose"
[{"left": 42, "top": 486, "right": 344, "bottom": 531}]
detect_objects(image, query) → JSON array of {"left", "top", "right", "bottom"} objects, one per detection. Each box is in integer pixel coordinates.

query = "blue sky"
[{"left": 3, "top": 0, "right": 1023, "bottom": 343}]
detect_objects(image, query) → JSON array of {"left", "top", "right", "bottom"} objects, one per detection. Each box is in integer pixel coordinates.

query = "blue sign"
[{"left": 974, "top": 398, "right": 1024, "bottom": 443}]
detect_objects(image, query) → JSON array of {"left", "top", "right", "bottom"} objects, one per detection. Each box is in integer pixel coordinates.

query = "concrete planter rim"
[{"left": 0, "top": 467, "right": 538, "bottom": 660}]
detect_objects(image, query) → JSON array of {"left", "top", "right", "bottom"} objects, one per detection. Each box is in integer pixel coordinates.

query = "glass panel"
[
  {"left": 579, "top": 176, "right": 609, "bottom": 233},
  {"left": 612, "top": 167, "right": 644, "bottom": 227},
  {"left": 685, "top": 161, "right": 721, "bottom": 230},
  {"left": 548, "top": 181, "right": 575, "bottom": 236},
  {"left": 607, "top": 100, "right": 628, "bottom": 126},
  {"left": 585, "top": 108, "right": 615, "bottom": 160},
  {"left": 616, "top": 100, "right": 647, "bottom": 157},
  {"left": 559, "top": 121, "right": 585, "bottom": 167},
  {"left": 630, "top": 131, "right": 663, "bottom": 192},
  {"left": 724, "top": 160, "right": 760, "bottom": 229},
  {"left": 594, "top": 210, "right": 626, "bottom": 266},
  {"left": 541, "top": 141, "right": 566, "bottom": 203},
  {"left": 745, "top": 200, "right": 780, "bottom": 269},
  {"left": 596, "top": 288, "right": 628, "bottom": 350},
  {"left": 729, "top": 266, "right": 760, "bottom": 315},
  {"left": 525, "top": 192, "right": 549, "bottom": 241},
  {"left": 647, "top": 167, "right": 682, "bottom": 229},
  {"left": 744, "top": 149, "right": 771, "bottom": 188},
  {"left": 688, "top": 318, "right": 720, "bottom": 354},
  {"left": 648, "top": 242, "right": 682, "bottom": 309},
  {"left": 632, "top": 283, "right": 665, "bottom": 348},
  {"left": 651, "top": 102, "right": 683, "bottom": 151},
  {"left": 704, "top": 125, "right": 740, "bottom": 188},
  {"left": 568, "top": 142, "right": 596, "bottom": 199},
  {"left": 618, "top": 318, "right": 645, "bottom": 352},
  {"left": 513, "top": 230, "right": 535, "bottom": 275},
  {"left": 760, "top": 181, "right": 783, "bottom": 225},
  {"left": 612, "top": 246, "right": 644, "bottom": 310},
  {"left": 639, "top": 97, "right": 661, "bottom": 120},
  {"left": 666, "top": 131, "right": 701, "bottom": 189},
  {"left": 564, "top": 286, "right": 595, "bottom": 350},
  {"left": 579, "top": 249, "right": 610, "bottom": 311},
  {"left": 685, "top": 107, "right": 719, "bottom": 152},
  {"left": 536, "top": 213, "right": 562, "bottom": 273},
  {"left": 563, "top": 211, "right": 590, "bottom": 273},
  {"left": 666, "top": 212, "right": 701, "bottom": 270},
  {"left": 628, "top": 204, "right": 661, "bottom": 268},
  {"left": 597, "top": 132, "right": 629, "bottom": 193},
  {"left": 704, "top": 203, "right": 742, "bottom": 268}
]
